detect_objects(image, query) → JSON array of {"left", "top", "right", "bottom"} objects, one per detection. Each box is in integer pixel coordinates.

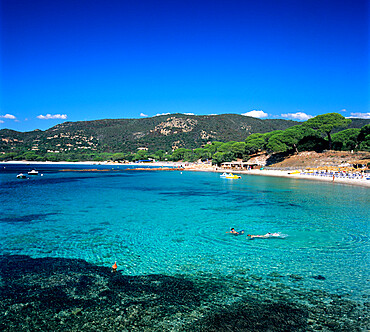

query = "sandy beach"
[
  {"left": 2, "top": 160, "right": 369, "bottom": 187},
  {"left": 1, "top": 160, "right": 369, "bottom": 331},
  {"left": 183, "top": 164, "right": 370, "bottom": 188},
  {"left": 247, "top": 169, "right": 370, "bottom": 187}
]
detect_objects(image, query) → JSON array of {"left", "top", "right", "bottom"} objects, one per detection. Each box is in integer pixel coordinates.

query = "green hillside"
[
  {"left": 1, "top": 114, "right": 369, "bottom": 161},
  {"left": 0, "top": 114, "right": 300, "bottom": 154}
]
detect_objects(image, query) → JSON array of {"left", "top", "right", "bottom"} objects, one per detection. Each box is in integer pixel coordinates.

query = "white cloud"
[
  {"left": 37, "top": 114, "right": 67, "bottom": 120},
  {"left": 347, "top": 112, "right": 370, "bottom": 119},
  {"left": 281, "top": 112, "right": 313, "bottom": 121},
  {"left": 0, "top": 120, "right": 4, "bottom": 123},
  {"left": 140, "top": 113, "right": 148, "bottom": 117},
  {"left": 183, "top": 113, "right": 195, "bottom": 115},
  {"left": 0, "top": 114, "right": 16, "bottom": 119},
  {"left": 242, "top": 110, "right": 268, "bottom": 118},
  {"left": 340, "top": 109, "right": 346, "bottom": 112},
  {"left": 155, "top": 112, "right": 171, "bottom": 116}
]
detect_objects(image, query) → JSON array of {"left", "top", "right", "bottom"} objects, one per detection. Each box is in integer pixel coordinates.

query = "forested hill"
[
  {"left": 1, "top": 114, "right": 369, "bottom": 155},
  {"left": 0, "top": 114, "right": 300, "bottom": 153}
]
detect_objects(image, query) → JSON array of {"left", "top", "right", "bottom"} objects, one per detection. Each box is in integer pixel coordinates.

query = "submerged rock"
[
  {"left": 250, "top": 274, "right": 262, "bottom": 281},
  {"left": 290, "top": 274, "right": 303, "bottom": 280},
  {"left": 268, "top": 272, "right": 283, "bottom": 278},
  {"left": 0, "top": 255, "right": 368, "bottom": 331},
  {"left": 313, "top": 275, "right": 326, "bottom": 280}
]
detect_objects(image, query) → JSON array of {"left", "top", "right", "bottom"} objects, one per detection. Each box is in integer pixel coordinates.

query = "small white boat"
[
  {"left": 17, "top": 173, "right": 27, "bottom": 179},
  {"left": 28, "top": 169, "right": 39, "bottom": 175}
]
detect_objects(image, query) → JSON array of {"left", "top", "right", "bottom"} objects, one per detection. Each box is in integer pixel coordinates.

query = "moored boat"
[
  {"left": 226, "top": 173, "right": 241, "bottom": 179},
  {"left": 220, "top": 172, "right": 241, "bottom": 179},
  {"left": 17, "top": 173, "right": 27, "bottom": 179},
  {"left": 28, "top": 169, "right": 39, "bottom": 175}
]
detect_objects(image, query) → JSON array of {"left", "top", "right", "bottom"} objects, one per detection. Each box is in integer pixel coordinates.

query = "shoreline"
[
  {"left": 247, "top": 169, "right": 370, "bottom": 188},
  {"left": 0, "top": 160, "right": 181, "bottom": 167},
  {"left": 2, "top": 160, "right": 369, "bottom": 188},
  {"left": 184, "top": 165, "right": 370, "bottom": 188}
]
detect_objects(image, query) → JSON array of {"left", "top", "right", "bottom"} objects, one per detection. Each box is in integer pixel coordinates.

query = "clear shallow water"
[{"left": 1, "top": 164, "right": 369, "bottom": 303}]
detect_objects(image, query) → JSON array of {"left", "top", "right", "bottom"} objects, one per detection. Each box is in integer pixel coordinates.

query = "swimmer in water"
[
  {"left": 247, "top": 234, "right": 268, "bottom": 239},
  {"left": 227, "top": 228, "right": 245, "bottom": 235},
  {"left": 247, "top": 233, "right": 280, "bottom": 239}
]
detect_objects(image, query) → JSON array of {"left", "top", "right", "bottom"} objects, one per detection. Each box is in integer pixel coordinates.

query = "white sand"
[
  {"left": 2, "top": 161, "right": 369, "bottom": 187},
  {"left": 184, "top": 164, "right": 370, "bottom": 187},
  {"left": 245, "top": 169, "right": 370, "bottom": 187}
]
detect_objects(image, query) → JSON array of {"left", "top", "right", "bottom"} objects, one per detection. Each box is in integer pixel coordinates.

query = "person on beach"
[{"left": 227, "top": 228, "right": 244, "bottom": 235}]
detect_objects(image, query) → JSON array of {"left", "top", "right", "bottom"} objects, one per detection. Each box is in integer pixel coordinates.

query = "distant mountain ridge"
[{"left": 0, "top": 114, "right": 369, "bottom": 154}]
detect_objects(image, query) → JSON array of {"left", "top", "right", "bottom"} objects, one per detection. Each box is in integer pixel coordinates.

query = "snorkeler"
[
  {"left": 247, "top": 232, "right": 281, "bottom": 239},
  {"left": 227, "top": 228, "right": 245, "bottom": 235}
]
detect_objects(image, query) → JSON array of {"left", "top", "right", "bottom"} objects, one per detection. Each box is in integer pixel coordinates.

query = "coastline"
[
  {"left": 2, "top": 160, "right": 369, "bottom": 188},
  {"left": 183, "top": 164, "right": 370, "bottom": 188},
  {"left": 247, "top": 169, "right": 370, "bottom": 188},
  {"left": 1, "top": 161, "right": 369, "bottom": 330},
  {"left": 1, "top": 160, "right": 181, "bottom": 166}
]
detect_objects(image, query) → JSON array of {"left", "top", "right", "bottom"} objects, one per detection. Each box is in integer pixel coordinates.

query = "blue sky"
[{"left": 1, "top": 0, "right": 368, "bottom": 132}]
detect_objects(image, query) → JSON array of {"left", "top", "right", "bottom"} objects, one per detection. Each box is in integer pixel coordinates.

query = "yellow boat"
[
  {"left": 288, "top": 170, "right": 300, "bottom": 175},
  {"left": 220, "top": 172, "right": 241, "bottom": 179}
]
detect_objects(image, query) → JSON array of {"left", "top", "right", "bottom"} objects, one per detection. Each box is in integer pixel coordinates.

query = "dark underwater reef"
[{"left": 0, "top": 255, "right": 368, "bottom": 331}]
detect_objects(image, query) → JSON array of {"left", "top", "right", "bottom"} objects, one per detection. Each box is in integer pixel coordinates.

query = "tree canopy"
[
  {"left": 1, "top": 113, "right": 368, "bottom": 163},
  {"left": 245, "top": 133, "right": 267, "bottom": 154},
  {"left": 331, "top": 128, "right": 361, "bottom": 151},
  {"left": 266, "top": 126, "right": 315, "bottom": 154},
  {"left": 304, "top": 113, "right": 351, "bottom": 149},
  {"left": 357, "top": 124, "right": 370, "bottom": 151}
]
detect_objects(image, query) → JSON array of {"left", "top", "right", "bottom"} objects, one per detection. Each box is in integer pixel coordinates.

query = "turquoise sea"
[{"left": 0, "top": 163, "right": 369, "bottom": 331}]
